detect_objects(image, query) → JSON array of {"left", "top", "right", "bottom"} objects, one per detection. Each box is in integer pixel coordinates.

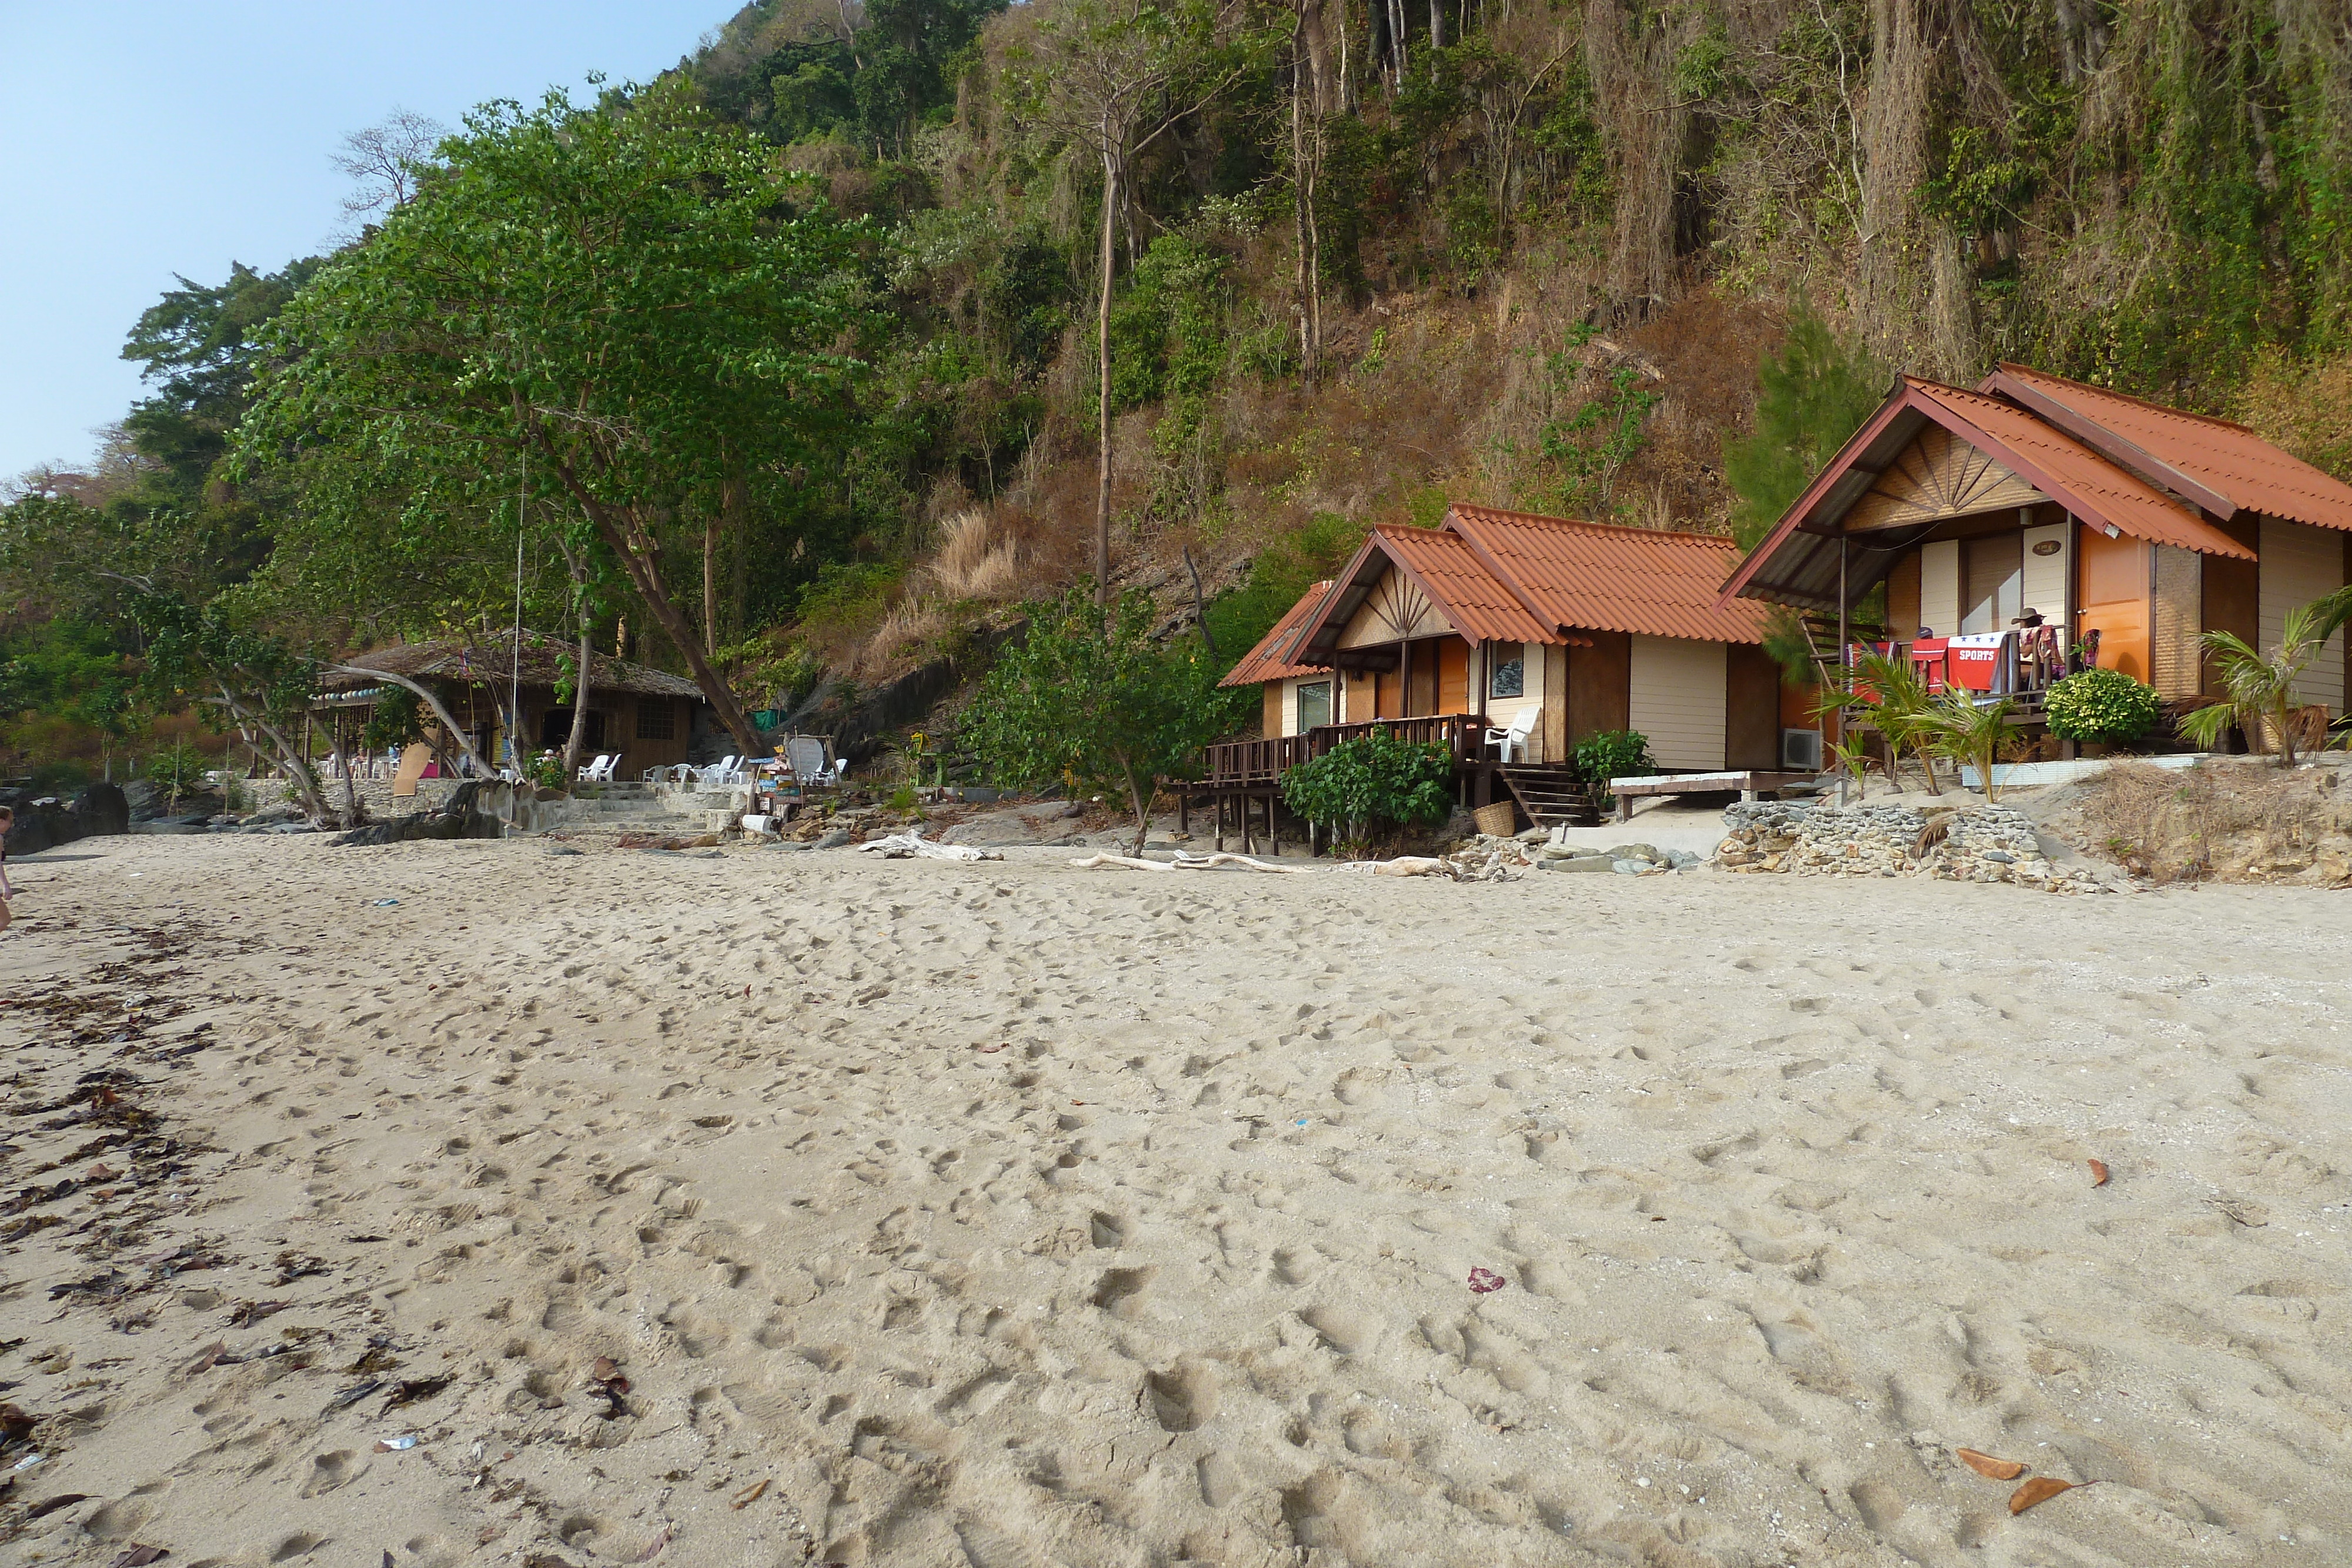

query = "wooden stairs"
[{"left": 1496, "top": 764, "right": 1603, "bottom": 830}]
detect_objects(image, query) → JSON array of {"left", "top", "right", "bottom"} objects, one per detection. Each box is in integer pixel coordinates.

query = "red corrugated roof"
[
  {"left": 1217, "top": 580, "right": 1335, "bottom": 687},
  {"left": 1989, "top": 364, "right": 2352, "bottom": 533},
  {"left": 1448, "top": 506, "right": 1772, "bottom": 643},
  {"left": 1906, "top": 382, "right": 2255, "bottom": 557},
  {"left": 1377, "top": 524, "right": 1555, "bottom": 644}
]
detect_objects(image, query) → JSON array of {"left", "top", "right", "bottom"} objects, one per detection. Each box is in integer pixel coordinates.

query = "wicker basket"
[{"left": 1472, "top": 801, "right": 1518, "bottom": 838}]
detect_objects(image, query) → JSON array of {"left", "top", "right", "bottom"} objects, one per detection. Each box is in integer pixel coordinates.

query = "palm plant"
[
  {"left": 1845, "top": 649, "right": 1944, "bottom": 793},
  {"left": 1824, "top": 734, "right": 1873, "bottom": 801},
  {"left": 1925, "top": 690, "right": 2018, "bottom": 801},
  {"left": 2177, "top": 597, "right": 2345, "bottom": 765}
]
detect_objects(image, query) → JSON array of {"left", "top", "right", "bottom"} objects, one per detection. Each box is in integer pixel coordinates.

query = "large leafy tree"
[
  {"left": 239, "top": 83, "right": 872, "bottom": 755},
  {"left": 964, "top": 587, "right": 1250, "bottom": 852}
]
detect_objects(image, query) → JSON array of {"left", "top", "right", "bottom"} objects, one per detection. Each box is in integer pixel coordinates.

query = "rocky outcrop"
[
  {"left": 1716, "top": 800, "right": 2114, "bottom": 893},
  {"left": 330, "top": 780, "right": 567, "bottom": 846},
  {"left": 2, "top": 783, "right": 132, "bottom": 855}
]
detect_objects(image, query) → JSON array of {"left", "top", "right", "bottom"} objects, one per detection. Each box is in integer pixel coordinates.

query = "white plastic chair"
[
  {"left": 1484, "top": 708, "right": 1538, "bottom": 764},
  {"left": 576, "top": 753, "right": 619, "bottom": 784},
  {"left": 691, "top": 754, "right": 743, "bottom": 785}
]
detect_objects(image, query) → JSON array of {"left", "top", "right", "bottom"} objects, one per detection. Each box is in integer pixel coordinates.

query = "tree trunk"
[
  {"left": 562, "top": 594, "right": 594, "bottom": 781},
  {"left": 1292, "top": 39, "right": 1314, "bottom": 386},
  {"left": 328, "top": 713, "right": 362, "bottom": 827},
  {"left": 215, "top": 687, "right": 330, "bottom": 823},
  {"left": 1095, "top": 133, "right": 1121, "bottom": 608},
  {"left": 1429, "top": 0, "right": 1443, "bottom": 58},
  {"left": 541, "top": 467, "right": 767, "bottom": 756},
  {"left": 330, "top": 667, "right": 490, "bottom": 775},
  {"left": 703, "top": 511, "right": 721, "bottom": 659}
]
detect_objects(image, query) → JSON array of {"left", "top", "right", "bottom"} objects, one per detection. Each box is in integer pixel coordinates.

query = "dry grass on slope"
[{"left": 2049, "top": 759, "right": 2352, "bottom": 886}]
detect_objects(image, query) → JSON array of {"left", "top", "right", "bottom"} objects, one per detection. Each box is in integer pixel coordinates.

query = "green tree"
[
  {"left": 964, "top": 587, "right": 1251, "bottom": 852},
  {"left": 239, "top": 82, "right": 872, "bottom": 758},
  {"left": 1725, "top": 303, "right": 1885, "bottom": 548},
  {"left": 1003, "top": 0, "right": 1259, "bottom": 601}
]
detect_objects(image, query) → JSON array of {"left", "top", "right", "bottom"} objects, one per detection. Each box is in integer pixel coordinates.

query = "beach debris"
[
  {"left": 1956, "top": 1447, "right": 2024, "bottom": 1480},
  {"left": 2088, "top": 1159, "right": 2109, "bottom": 1187},
  {"left": 731, "top": 1478, "right": 770, "bottom": 1509},
  {"left": 1338, "top": 856, "right": 1458, "bottom": 878},
  {"left": 111, "top": 1546, "right": 169, "bottom": 1567},
  {"left": 2009, "top": 1477, "right": 2089, "bottom": 1514},
  {"left": 637, "top": 1527, "right": 671, "bottom": 1560},
  {"left": 1466, "top": 1267, "right": 1507, "bottom": 1294},
  {"left": 273, "top": 1251, "right": 332, "bottom": 1285},
  {"left": 328, "top": 1379, "right": 384, "bottom": 1410},
  {"left": 589, "top": 1356, "right": 632, "bottom": 1418},
  {"left": 860, "top": 830, "right": 1001, "bottom": 862},
  {"left": 11, "top": 1450, "right": 44, "bottom": 1470},
  {"left": 24, "top": 1492, "right": 89, "bottom": 1519},
  {"left": 226, "top": 1300, "right": 292, "bottom": 1328},
  {"left": 0, "top": 1405, "right": 35, "bottom": 1446},
  {"left": 1067, "top": 852, "right": 1307, "bottom": 874},
  {"left": 2211, "top": 1197, "right": 2269, "bottom": 1228},
  {"left": 975, "top": 1043, "right": 1005, "bottom": 1054},
  {"left": 375, "top": 1435, "right": 417, "bottom": 1452},
  {"left": 372, "top": 898, "right": 400, "bottom": 907},
  {"left": 383, "top": 1376, "right": 452, "bottom": 1409}
]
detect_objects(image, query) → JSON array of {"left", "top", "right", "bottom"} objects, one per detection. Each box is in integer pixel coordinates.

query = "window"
[
  {"left": 636, "top": 699, "right": 675, "bottom": 741},
  {"left": 1488, "top": 646, "right": 1525, "bottom": 698},
  {"left": 1296, "top": 680, "right": 1331, "bottom": 732}
]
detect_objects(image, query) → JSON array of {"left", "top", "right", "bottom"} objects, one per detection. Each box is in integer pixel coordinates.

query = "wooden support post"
[{"left": 1178, "top": 791, "right": 1189, "bottom": 835}]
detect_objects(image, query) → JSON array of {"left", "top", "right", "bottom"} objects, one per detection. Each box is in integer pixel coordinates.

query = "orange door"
[
  {"left": 1436, "top": 637, "right": 1470, "bottom": 714},
  {"left": 1374, "top": 665, "right": 1401, "bottom": 717},
  {"left": 2077, "top": 529, "right": 2150, "bottom": 681}
]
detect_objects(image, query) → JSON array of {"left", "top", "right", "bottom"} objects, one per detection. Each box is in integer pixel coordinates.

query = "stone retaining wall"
[{"left": 1717, "top": 801, "right": 2113, "bottom": 894}]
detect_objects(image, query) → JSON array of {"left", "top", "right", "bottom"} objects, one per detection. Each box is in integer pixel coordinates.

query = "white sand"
[{"left": 4, "top": 834, "right": 2350, "bottom": 1566}]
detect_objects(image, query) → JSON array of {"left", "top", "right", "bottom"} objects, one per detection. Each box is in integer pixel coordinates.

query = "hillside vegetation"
[{"left": 3, "top": 0, "right": 2349, "bottom": 778}]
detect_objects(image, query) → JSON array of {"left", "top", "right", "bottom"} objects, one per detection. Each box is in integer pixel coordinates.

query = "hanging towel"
[{"left": 1947, "top": 632, "right": 2016, "bottom": 694}]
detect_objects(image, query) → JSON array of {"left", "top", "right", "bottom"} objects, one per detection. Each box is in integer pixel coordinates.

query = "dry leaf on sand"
[
  {"left": 2088, "top": 1159, "right": 2109, "bottom": 1186},
  {"left": 731, "top": 1478, "right": 770, "bottom": 1509},
  {"left": 1957, "top": 1447, "right": 2024, "bottom": 1480},
  {"left": 2010, "top": 1476, "right": 2090, "bottom": 1514}
]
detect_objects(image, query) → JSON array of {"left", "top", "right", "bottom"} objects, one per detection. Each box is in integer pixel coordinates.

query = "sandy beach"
[{"left": 4, "top": 832, "right": 2350, "bottom": 1566}]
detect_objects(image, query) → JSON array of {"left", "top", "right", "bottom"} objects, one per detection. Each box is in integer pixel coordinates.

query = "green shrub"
[
  {"left": 2045, "top": 668, "right": 2163, "bottom": 744},
  {"left": 965, "top": 588, "right": 1251, "bottom": 854},
  {"left": 145, "top": 740, "right": 208, "bottom": 809},
  {"left": 1571, "top": 730, "right": 1655, "bottom": 807},
  {"left": 1281, "top": 728, "right": 1454, "bottom": 850}
]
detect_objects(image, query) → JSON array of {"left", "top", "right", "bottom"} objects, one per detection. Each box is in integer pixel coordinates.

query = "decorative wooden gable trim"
[
  {"left": 1843, "top": 424, "right": 2044, "bottom": 531},
  {"left": 1338, "top": 566, "right": 1452, "bottom": 647}
]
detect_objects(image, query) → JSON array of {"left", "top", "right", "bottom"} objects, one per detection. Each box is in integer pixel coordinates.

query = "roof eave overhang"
[
  {"left": 1441, "top": 509, "right": 1588, "bottom": 642},
  {"left": 1982, "top": 367, "right": 2240, "bottom": 521},
  {"left": 1718, "top": 377, "right": 1922, "bottom": 607}
]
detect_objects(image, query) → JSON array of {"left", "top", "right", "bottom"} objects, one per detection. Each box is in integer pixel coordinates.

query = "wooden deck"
[
  {"left": 1606, "top": 770, "right": 1820, "bottom": 821},
  {"left": 1197, "top": 714, "right": 1492, "bottom": 854}
]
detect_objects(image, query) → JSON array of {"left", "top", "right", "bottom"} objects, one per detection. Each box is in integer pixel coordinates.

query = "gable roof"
[
  {"left": 1984, "top": 363, "right": 2352, "bottom": 533},
  {"left": 1447, "top": 504, "right": 1772, "bottom": 643},
  {"left": 1217, "top": 580, "right": 1337, "bottom": 687},
  {"left": 1720, "top": 375, "right": 2258, "bottom": 613},
  {"left": 324, "top": 631, "right": 707, "bottom": 700}
]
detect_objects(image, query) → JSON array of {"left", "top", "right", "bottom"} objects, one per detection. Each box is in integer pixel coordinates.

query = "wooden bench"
[{"left": 1606, "top": 770, "right": 1820, "bottom": 822}]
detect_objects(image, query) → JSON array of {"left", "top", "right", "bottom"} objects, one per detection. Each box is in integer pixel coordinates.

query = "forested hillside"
[{"left": 3, "top": 0, "right": 2348, "bottom": 783}]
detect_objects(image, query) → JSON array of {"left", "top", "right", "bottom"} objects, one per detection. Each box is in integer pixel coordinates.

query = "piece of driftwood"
[
  {"left": 1335, "top": 856, "right": 1459, "bottom": 878},
  {"left": 1068, "top": 852, "right": 1310, "bottom": 874},
  {"left": 857, "top": 831, "right": 1001, "bottom": 862}
]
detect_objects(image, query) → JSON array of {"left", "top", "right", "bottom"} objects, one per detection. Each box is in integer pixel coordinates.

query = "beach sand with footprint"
[{"left": 2, "top": 832, "right": 2349, "bottom": 1566}]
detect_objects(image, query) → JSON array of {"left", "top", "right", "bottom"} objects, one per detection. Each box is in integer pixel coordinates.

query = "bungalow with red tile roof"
[
  {"left": 1721, "top": 365, "right": 2352, "bottom": 719},
  {"left": 1211, "top": 504, "right": 1802, "bottom": 835}
]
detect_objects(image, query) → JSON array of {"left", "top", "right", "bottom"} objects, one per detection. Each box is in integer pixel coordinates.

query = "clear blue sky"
[{"left": 0, "top": 1, "right": 730, "bottom": 480}]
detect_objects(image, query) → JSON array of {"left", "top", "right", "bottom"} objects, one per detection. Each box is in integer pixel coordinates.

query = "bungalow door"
[{"left": 2076, "top": 530, "right": 2150, "bottom": 682}]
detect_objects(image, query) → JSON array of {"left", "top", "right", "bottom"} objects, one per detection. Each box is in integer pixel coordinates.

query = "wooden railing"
[{"left": 1204, "top": 713, "right": 1488, "bottom": 790}]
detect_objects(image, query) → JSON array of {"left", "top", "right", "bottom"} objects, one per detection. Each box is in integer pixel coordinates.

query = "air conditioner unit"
[{"left": 1782, "top": 727, "right": 1824, "bottom": 773}]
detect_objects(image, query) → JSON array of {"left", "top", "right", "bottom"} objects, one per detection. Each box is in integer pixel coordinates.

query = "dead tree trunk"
[{"left": 1094, "top": 131, "right": 1121, "bottom": 607}]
